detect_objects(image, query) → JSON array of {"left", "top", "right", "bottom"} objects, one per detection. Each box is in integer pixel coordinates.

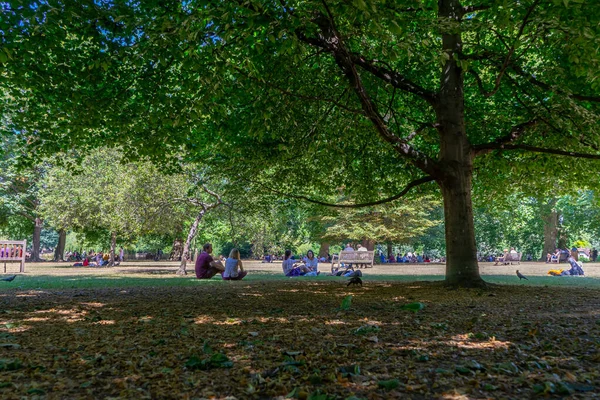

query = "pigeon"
[
  {"left": 347, "top": 276, "right": 363, "bottom": 286},
  {"left": 1, "top": 275, "right": 16, "bottom": 282},
  {"left": 516, "top": 270, "right": 528, "bottom": 280}
]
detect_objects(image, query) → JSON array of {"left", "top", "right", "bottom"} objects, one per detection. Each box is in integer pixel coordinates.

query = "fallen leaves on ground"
[{"left": 0, "top": 280, "right": 599, "bottom": 399}]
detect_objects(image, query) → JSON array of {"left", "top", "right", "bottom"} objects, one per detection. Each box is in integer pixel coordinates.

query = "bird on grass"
[
  {"left": 1, "top": 275, "right": 16, "bottom": 282},
  {"left": 516, "top": 270, "right": 528, "bottom": 280},
  {"left": 347, "top": 276, "right": 363, "bottom": 287}
]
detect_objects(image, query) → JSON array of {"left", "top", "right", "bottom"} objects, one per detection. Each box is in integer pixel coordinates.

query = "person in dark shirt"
[{"left": 195, "top": 243, "right": 225, "bottom": 279}]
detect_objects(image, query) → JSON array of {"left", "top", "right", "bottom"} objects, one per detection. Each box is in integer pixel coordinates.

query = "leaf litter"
[{"left": 0, "top": 280, "right": 599, "bottom": 398}]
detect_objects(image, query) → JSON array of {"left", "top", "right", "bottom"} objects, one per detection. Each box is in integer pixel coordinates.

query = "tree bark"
[
  {"left": 318, "top": 242, "right": 330, "bottom": 258},
  {"left": 31, "top": 217, "right": 43, "bottom": 262},
  {"left": 436, "top": 0, "right": 485, "bottom": 288},
  {"left": 361, "top": 239, "right": 375, "bottom": 251},
  {"left": 541, "top": 201, "right": 558, "bottom": 260},
  {"left": 170, "top": 238, "right": 184, "bottom": 261},
  {"left": 53, "top": 229, "right": 66, "bottom": 261},
  {"left": 440, "top": 171, "right": 484, "bottom": 287},
  {"left": 387, "top": 243, "right": 393, "bottom": 258},
  {"left": 108, "top": 231, "right": 116, "bottom": 267},
  {"left": 176, "top": 209, "right": 205, "bottom": 275}
]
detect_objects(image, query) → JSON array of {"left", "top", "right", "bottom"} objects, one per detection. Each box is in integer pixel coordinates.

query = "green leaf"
[
  {"left": 340, "top": 295, "right": 352, "bottom": 310},
  {"left": 389, "top": 21, "right": 403, "bottom": 35},
  {"left": 400, "top": 302, "right": 425, "bottom": 312},
  {"left": 378, "top": 379, "right": 400, "bottom": 390},
  {"left": 202, "top": 340, "right": 213, "bottom": 354},
  {"left": 0, "top": 358, "right": 22, "bottom": 371}
]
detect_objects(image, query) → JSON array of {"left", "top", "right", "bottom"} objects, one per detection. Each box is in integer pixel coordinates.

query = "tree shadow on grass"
[{"left": 0, "top": 282, "right": 598, "bottom": 398}]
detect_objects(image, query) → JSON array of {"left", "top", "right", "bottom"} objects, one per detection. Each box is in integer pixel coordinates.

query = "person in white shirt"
[
  {"left": 223, "top": 248, "right": 247, "bottom": 280},
  {"left": 357, "top": 244, "right": 368, "bottom": 252},
  {"left": 304, "top": 250, "right": 320, "bottom": 276},
  {"left": 282, "top": 250, "right": 311, "bottom": 277}
]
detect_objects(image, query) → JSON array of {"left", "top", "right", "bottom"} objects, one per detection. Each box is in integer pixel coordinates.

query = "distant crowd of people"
[
  {"left": 379, "top": 252, "right": 432, "bottom": 264},
  {"left": 70, "top": 248, "right": 125, "bottom": 267},
  {"left": 0, "top": 244, "right": 24, "bottom": 259}
]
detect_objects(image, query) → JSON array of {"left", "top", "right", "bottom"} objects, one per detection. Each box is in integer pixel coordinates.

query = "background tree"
[
  {"left": 40, "top": 149, "right": 196, "bottom": 266},
  {"left": 0, "top": 143, "right": 45, "bottom": 261}
]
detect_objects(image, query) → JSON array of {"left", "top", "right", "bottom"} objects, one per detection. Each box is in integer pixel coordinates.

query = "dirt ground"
[{"left": 1, "top": 278, "right": 599, "bottom": 399}]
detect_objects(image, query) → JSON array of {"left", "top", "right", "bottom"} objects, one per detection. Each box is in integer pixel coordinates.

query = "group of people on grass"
[
  {"left": 380, "top": 252, "right": 430, "bottom": 264},
  {"left": 262, "top": 253, "right": 329, "bottom": 263},
  {"left": 195, "top": 243, "right": 326, "bottom": 280},
  {"left": 71, "top": 248, "right": 125, "bottom": 267}
]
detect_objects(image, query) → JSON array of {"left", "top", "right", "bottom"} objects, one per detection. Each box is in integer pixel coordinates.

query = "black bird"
[
  {"left": 516, "top": 270, "right": 528, "bottom": 280},
  {"left": 347, "top": 276, "right": 363, "bottom": 286},
  {"left": 1, "top": 275, "right": 16, "bottom": 282}
]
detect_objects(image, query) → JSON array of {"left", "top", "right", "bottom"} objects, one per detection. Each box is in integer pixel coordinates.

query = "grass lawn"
[{"left": 0, "top": 261, "right": 599, "bottom": 399}]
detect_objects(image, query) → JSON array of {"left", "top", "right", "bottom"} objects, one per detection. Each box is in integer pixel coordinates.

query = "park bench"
[
  {"left": 495, "top": 251, "right": 522, "bottom": 265},
  {"left": 331, "top": 250, "right": 375, "bottom": 273},
  {"left": 504, "top": 252, "right": 522, "bottom": 265},
  {"left": 0, "top": 240, "right": 26, "bottom": 273}
]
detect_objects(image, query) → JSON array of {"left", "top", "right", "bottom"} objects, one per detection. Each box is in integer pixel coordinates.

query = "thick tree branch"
[
  {"left": 472, "top": 119, "right": 539, "bottom": 156},
  {"left": 296, "top": 30, "right": 436, "bottom": 105},
  {"left": 349, "top": 55, "right": 437, "bottom": 105},
  {"left": 510, "top": 64, "right": 600, "bottom": 103},
  {"left": 474, "top": 144, "right": 600, "bottom": 159},
  {"left": 464, "top": 52, "right": 600, "bottom": 103},
  {"left": 472, "top": 118, "right": 539, "bottom": 156},
  {"left": 263, "top": 176, "right": 436, "bottom": 208},
  {"left": 297, "top": 14, "right": 440, "bottom": 177}
]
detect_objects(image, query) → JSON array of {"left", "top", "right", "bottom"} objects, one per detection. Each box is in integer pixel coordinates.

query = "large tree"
[{"left": 3, "top": 0, "right": 600, "bottom": 286}]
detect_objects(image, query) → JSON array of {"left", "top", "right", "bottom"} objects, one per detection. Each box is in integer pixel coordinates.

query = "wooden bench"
[
  {"left": 504, "top": 252, "right": 522, "bottom": 265},
  {"left": 0, "top": 240, "right": 26, "bottom": 273},
  {"left": 495, "top": 251, "right": 522, "bottom": 265},
  {"left": 331, "top": 250, "right": 375, "bottom": 272}
]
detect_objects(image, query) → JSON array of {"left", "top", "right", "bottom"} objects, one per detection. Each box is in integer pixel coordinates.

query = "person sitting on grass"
[
  {"left": 195, "top": 243, "right": 225, "bottom": 279},
  {"left": 222, "top": 248, "right": 247, "bottom": 281},
  {"left": 494, "top": 249, "right": 509, "bottom": 265},
  {"left": 563, "top": 256, "right": 585, "bottom": 276},
  {"left": 304, "top": 250, "right": 320, "bottom": 276},
  {"left": 282, "top": 250, "right": 311, "bottom": 277}
]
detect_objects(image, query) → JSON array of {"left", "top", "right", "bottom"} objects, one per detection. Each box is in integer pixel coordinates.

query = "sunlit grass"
[{"left": 1, "top": 270, "right": 599, "bottom": 291}]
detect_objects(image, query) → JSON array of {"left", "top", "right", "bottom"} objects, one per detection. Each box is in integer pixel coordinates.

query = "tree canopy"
[{"left": 2, "top": 0, "right": 599, "bottom": 286}]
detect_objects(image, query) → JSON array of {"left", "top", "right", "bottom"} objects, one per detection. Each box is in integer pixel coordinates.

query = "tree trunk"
[
  {"left": 176, "top": 209, "right": 205, "bottom": 275},
  {"left": 541, "top": 202, "right": 558, "bottom": 260},
  {"left": 436, "top": 0, "right": 485, "bottom": 288},
  {"left": 387, "top": 243, "right": 393, "bottom": 258},
  {"left": 108, "top": 231, "right": 116, "bottom": 267},
  {"left": 170, "top": 238, "right": 184, "bottom": 261},
  {"left": 53, "top": 229, "right": 66, "bottom": 261},
  {"left": 361, "top": 239, "right": 375, "bottom": 251},
  {"left": 31, "top": 217, "right": 43, "bottom": 262},
  {"left": 318, "top": 242, "right": 330, "bottom": 258},
  {"left": 440, "top": 173, "right": 484, "bottom": 287}
]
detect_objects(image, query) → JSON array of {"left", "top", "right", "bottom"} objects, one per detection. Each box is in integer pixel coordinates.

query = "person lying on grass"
[
  {"left": 282, "top": 250, "right": 312, "bottom": 277},
  {"left": 222, "top": 248, "right": 247, "bottom": 281},
  {"left": 195, "top": 243, "right": 225, "bottom": 279}
]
